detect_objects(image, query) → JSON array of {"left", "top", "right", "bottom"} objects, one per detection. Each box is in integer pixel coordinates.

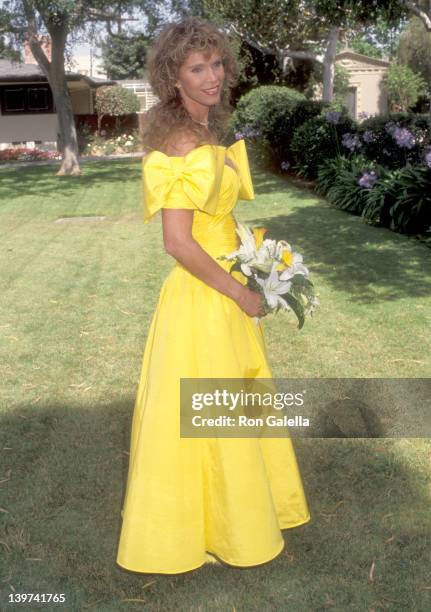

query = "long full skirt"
[{"left": 116, "top": 262, "right": 311, "bottom": 574}]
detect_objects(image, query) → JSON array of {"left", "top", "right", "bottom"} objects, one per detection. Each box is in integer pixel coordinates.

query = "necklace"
[{"left": 190, "top": 117, "right": 209, "bottom": 127}]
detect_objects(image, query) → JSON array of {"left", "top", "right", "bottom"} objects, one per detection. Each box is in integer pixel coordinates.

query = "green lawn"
[{"left": 0, "top": 160, "right": 430, "bottom": 611}]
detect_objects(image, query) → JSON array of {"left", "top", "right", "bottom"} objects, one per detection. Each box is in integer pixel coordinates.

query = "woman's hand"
[{"left": 235, "top": 286, "right": 265, "bottom": 318}]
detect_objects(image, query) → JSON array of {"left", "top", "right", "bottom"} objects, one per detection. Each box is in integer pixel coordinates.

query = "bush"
[
  {"left": 291, "top": 111, "right": 357, "bottom": 179},
  {"left": 317, "top": 155, "right": 431, "bottom": 235},
  {"left": 316, "top": 155, "right": 373, "bottom": 215},
  {"left": 229, "top": 85, "right": 305, "bottom": 167},
  {"left": 316, "top": 155, "right": 351, "bottom": 195},
  {"left": 357, "top": 112, "right": 431, "bottom": 169},
  {"left": 387, "top": 164, "right": 431, "bottom": 234},
  {"left": 95, "top": 85, "right": 140, "bottom": 132},
  {"left": 270, "top": 100, "right": 330, "bottom": 167},
  {"left": 232, "top": 85, "right": 305, "bottom": 137}
]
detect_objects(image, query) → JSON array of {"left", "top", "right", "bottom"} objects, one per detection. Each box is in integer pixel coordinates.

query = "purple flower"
[
  {"left": 341, "top": 133, "right": 362, "bottom": 152},
  {"left": 362, "top": 130, "right": 375, "bottom": 143},
  {"left": 385, "top": 121, "right": 396, "bottom": 135},
  {"left": 358, "top": 111, "right": 370, "bottom": 119},
  {"left": 325, "top": 110, "right": 341, "bottom": 124},
  {"left": 425, "top": 150, "right": 431, "bottom": 169},
  {"left": 281, "top": 161, "right": 290, "bottom": 171},
  {"left": 235, "top": 125, "right": 259, "bottom": 140},
  {"left": 392, "top": 127, "right": 416, "bottom": 149},
  {"left": 358, "top": 170, "right": 378, "bottom": 189}
]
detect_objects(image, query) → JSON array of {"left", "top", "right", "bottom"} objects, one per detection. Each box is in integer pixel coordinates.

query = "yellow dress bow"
[
  {"left": 225, "top": 138, "right": 255, "bottom": 201},
  {"left": 142, "top": 139, "right": 255, "bottom": 224}
]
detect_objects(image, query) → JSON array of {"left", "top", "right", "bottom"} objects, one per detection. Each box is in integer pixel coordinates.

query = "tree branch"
[
  {"left": 282, "top": 49, "right": 319, "bottom": 61},
  {"left": 404, "top": 1, "right": 431, "bottom": 31},
  {"left": 86, "top": 10, "right": 138, "bottom": 23},
  {"left": 21, "top": 0, "right": 51, "bottom": 75},
  {"left": 0, "top": 23, "right": 28, "bottom": 34},
  {"left": 229, "top": 21, "right": 322, "bottom": 75},
  {"left": 229, "top": 22, "right": 279, "bottom": 57}
]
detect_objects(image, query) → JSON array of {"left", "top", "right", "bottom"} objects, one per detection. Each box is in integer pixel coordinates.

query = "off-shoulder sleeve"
[
  {"left": 142, "top": 145, "right": 226, "bottom": 224},
  {"left": 225, "top": 139, "right": 255, "bottom": 200}
]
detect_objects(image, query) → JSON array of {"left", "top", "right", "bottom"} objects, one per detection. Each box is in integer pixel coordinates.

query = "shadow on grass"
[
  {"left": 0, "top": 160, "right": 142, "bottom": 201},
  {"left": 1, "top": 402, "right": 430, "bottom": 609},
  {"left": 247, "top": 173, "right": 430, "bottom": 304},
  {"left": 2, "top": 162, "right": 429, "bottom": 305}
]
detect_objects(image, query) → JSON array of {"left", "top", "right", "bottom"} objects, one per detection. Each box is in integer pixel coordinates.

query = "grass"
[{"left": 0, "top": 159, "right": 430, "bottom": 611}]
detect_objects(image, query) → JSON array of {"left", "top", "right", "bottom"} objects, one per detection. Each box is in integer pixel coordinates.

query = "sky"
[{"left": 0, "top": 2, "right": 170, "bottom": 62}]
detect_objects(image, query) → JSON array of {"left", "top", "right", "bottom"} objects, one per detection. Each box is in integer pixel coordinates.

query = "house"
[
  {"left": 114, "top": 78, "right": 159, "bottom": 114},
  {"left": 335, "top": 49, "right": 390, "bottom": 120},
  {"left": 0, "top": 40, "right": 115, "bottom": 150}
]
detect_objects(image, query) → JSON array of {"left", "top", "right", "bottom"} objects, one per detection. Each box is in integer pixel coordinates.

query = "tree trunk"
[
  {"left": 97, "top": 113, "right": 104, "bottom": 135},
  {"left": 51, "top": 85, "right": 81, "bottom": 175},
  {"left": 322, "top": 26, "right": 340, "bottom": 102},
  {"left": 280, "top": 25, "right": 340, "bottom": 103},
  {"left": 26, "top": 17, "right": 81, "bottom": 175},
  {"left": 49, "top": 29, "right": 81, "bottom": 175}
]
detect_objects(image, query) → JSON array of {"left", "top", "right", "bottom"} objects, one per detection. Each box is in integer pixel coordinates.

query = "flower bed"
[
  {"left": 83, "top": 130, "right": 141, "bottom": 156},
  {"left": 235, "top": 103, "right": 431, "bottom": 243},
  {"left": 0, "top": 148, "right": 61, "bottom": 163}
]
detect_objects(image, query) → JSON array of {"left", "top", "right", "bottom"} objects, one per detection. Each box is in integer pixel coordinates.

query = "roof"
[
  {"left": 113, "top": 78, "right": 150, "bottom": 85},
  {"left": 335, "top": 49, "right": 390, "bottom": 68},
  {"left": 0, "top": 59, "right": 116, "bottom": 86}
]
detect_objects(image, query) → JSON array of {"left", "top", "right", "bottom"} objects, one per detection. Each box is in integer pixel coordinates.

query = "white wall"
[{"left": 0, "top": 113, "right": 58, "bottom": 148}]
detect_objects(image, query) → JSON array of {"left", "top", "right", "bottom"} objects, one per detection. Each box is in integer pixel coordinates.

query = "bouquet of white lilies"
[{"left": 218, "top": 222, "right": 319, "bottom": 327}]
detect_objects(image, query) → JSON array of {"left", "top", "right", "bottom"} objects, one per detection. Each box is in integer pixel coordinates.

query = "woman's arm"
[
  {"left": 160, "top": 131, "right": 264, "bottom": 318},
  {"left": 162, "top": 209, "right": 263, "bottom": 317}
]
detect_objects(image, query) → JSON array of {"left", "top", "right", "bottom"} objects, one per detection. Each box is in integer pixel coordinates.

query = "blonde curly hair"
[{"left": 141, "top": 16, "right": 239, "bottom": 153}]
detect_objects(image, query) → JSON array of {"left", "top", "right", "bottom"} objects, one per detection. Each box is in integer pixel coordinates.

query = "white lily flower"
[
  {"left": 279, "top": 261, "right": 309, "bottom": 280},
  {"left": 227, "top": 224, "right": 276, "bottom": 274},
  {"left": 235, "top": 221, "right": 254, "bottom": 244},
  {"left": 249, "top": 243, "right": 276, "bottom": 274},
  {"left": 223, "top": 222, "right": 258, "bottom": 262},
  {"left": 254, "top": 262, "right": 292, "bottom": 310},
  {"left": 240, "top": 262, "right": 253, "bottom": 276}
]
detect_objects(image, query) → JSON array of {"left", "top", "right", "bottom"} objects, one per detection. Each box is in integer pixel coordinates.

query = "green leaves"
[
  {"left": 95, "top": 86, "right": 140, "bottom": 117},
  {"left": 383, "top": 62, "right": 428, "bottom": 112},
  {"left": 317, "top": 155, "right": 431, "bottom": 236},
  {"left": 280, "top": 292, "right": 305, "bottom": 329}
]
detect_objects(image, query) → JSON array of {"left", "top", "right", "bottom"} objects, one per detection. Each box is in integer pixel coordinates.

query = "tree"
[
  {"left": 0, "top": 1, "right": 162, "bottom": 175},
  {"left": 100, "top": 32, "right": 149, "bottom": 79},
  {"left": 398, "top": 16, "right": 431, "bottom": 92},
  {"left": 383, "top": 61, "right": 427, "bottom": 110},
  {"left": 402, "top": 0, "right": 431, "bottom": 31},
  {"left": 0, "top": 37, "right": 20, "bottom": 60},
  {"left": 200, "top": 0, "right": 404, "bottom": 102},
  {"left": 393, "top": 0, "right": 431, "bottom": 112},
  {"left": 342, "top": 14, "right": 407, "bottom": 60},
  {"left": 95, "top": 85, "right": 140, "bottom": 132}
]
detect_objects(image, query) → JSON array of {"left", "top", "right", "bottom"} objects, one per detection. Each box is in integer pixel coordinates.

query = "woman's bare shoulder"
[
  {"left": 161, "top": 130, "right": 199, "bottom": 156},
  {"left": 161, "top": 128, "right": 217, "bottom": 157}
]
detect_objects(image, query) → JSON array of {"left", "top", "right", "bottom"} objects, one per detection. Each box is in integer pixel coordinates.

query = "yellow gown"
[{"left": 116, "top": 138, "right": 311, "bottom": 574}]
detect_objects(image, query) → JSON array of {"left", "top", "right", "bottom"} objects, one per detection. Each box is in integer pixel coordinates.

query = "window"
[{"left": 0, "top": 84, "right": 55, "bottom": 115}]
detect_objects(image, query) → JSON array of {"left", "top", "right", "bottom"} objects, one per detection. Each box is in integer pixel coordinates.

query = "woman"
[{"left": 116, "top": 16, "right": 311, "bottom": 575}]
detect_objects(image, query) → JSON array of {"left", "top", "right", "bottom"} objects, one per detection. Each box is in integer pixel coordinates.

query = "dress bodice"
[{"left": 141, "top": 139, "right": 255, "bottom": 258}]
